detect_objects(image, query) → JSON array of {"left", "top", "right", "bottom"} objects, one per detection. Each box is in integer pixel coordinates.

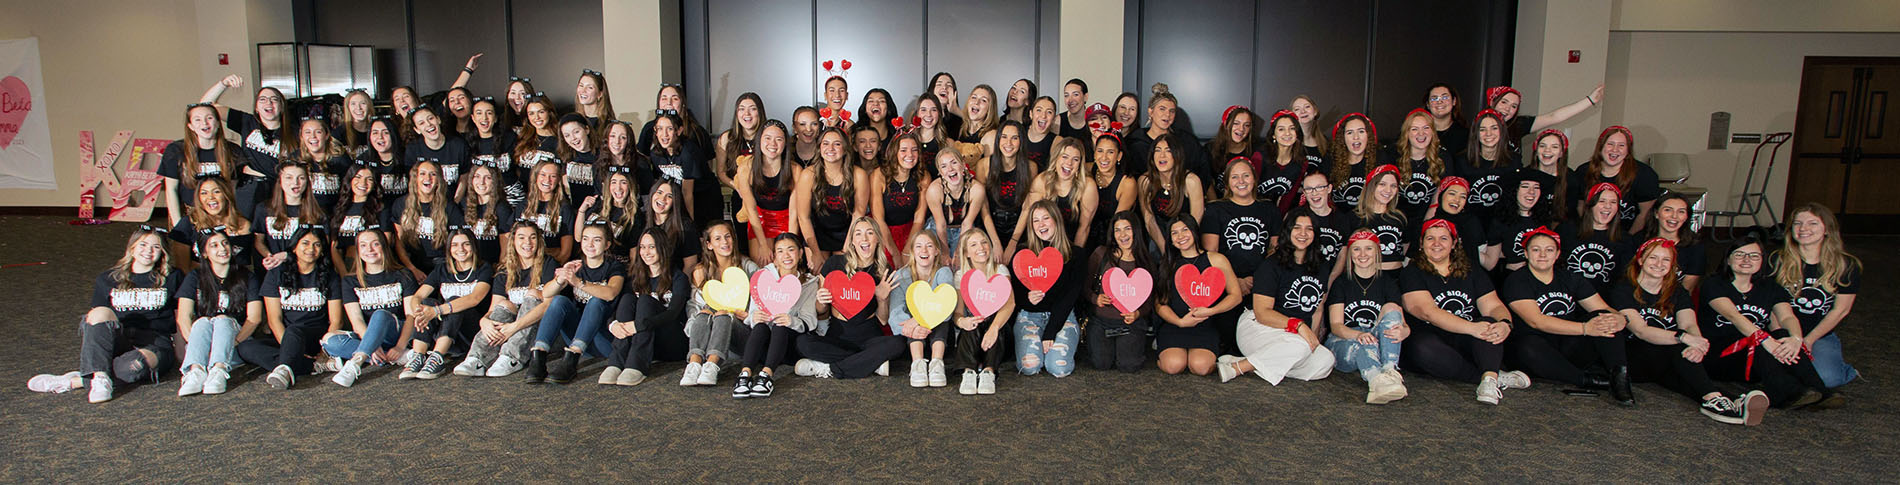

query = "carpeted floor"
[{"left": 0, "top": 215, "right": 1893, "bottom": 482}]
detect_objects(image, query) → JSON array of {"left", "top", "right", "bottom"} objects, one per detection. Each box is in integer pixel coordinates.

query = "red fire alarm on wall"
[
  {"left": 1568, "top": 50, "right": 1581, "bottom": 63},
  {"left": 218, "top": 53, "right": 229, "bottom": 65}
]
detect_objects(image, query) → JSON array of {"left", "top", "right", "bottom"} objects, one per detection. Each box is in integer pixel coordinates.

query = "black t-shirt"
[
  {"left": 1253, "top": 258, "right": 1328, "bottom": 322},
  {"left": 179, "top": 270, "right": 262, "bottom": 319},
  {"left": 819, "top": 255, "right": 885, "bottom": 340},
  {"left": 1674, "top": 240, "right": 1707, "bottom": 280},
  {"left": 331, "top": 200, "right": 379, "bottom": 251},
  {"left": 1307, "top": 208, "right": 1352, "bottom": 270},
  {"left": 567, "top": 257, "right": 627, "bottom": 304},
  {"left": 252, "top": 202, "right": 316, "bottom": 255},
  {"left": 1399, "top": 265, "right": 1495, "bottom": 325},
  {"left": 303, "top": 154, "right": 354, "bottom": 210},
  {"left": 1487, "top": 213, "right": 1546, "bottom": 269},
  {"left": 1327, "top": 271, "right": 1400, "bottom": 331},
  {"left": 491, "top": 257, "right": 561, "bottom": 306},
  {"left": 1698, "top": 278, "right": 1789, "bottom": 345},
  {"left": 1504, "top": 115, "right": 1538, "bottom": 156},
  {"left": 424, "top": 263, "right": 495, "bottom": 307},
  {"left": 1775, "top": 257, "right": 1861, "bottom": 333},
  {"left": 562, "top": 150, "right": 601, "bottom": 201},
  {"left": 1200, "top": 200, "right": 1281, "bottom": 278},
  {"left": 517, "top": 200, "right": 577, "bottom": 253},
  {"left": 262, "top": 266, "right": 341, "bottom": 330},
  {"left": 1605, "top": 279, "right": 1692, "bottom": 336},
  {"left": 170, "top": 218, "right": 254, "bottom": 265},
  {"left": 1255, "top": 157, "right": 1308, "bottom": 205},
  {"left": 90, "top": 269, "right": 183, "bottom": 333},
  {"left": 1500, "top": 268, "right": 1599, "bottom": 323},
  {"left": 1568, "top": 163, "right": 1663, "bottom": 225},
  {"left": 342, "top": 269, "right": 418, "bottom": 314},
  {"left": 157, "top": 139, "right": 238, "bottom": 208},
  {"left": 1558, "top": 221, "right": 1629, "bottom": 290},
  {"left": 226, "top": 109, "right": 285, "bottom": 182},
  {"left": 1354, "top": 211, "right": 1410, "bottom": 265},
  {"left": 382, "top": 197, "right": 464, "bottom": 271},
  {"left": 1331, "top": 159, "right": 1373, "bottom": 208},
  {"left": 406, "top": 136, "right": 472, "bottom": 195},
  {"left": 1397, "top": 157, "right": 1439, "bottom": 220},
  {"left": 1455, "top": 156, "right": 1514, "bottom": 218},
  {"left": 646, "top": 143, "right": 707, "bottom": 189},
  {"left": 463, "top": 201, "right": 517, "bottom": 264},
  {"left": 642, "top": 218, "right": 702, "bottom": 269},
  {"left": 1429, "top": 210, "right": 1487, "bottom": 267},
  {"left": 1438, "top": 123, "right": 1470, "bottom": 156}
]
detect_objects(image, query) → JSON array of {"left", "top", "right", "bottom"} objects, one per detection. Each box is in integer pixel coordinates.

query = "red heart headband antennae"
[
  {"left": 820, "top": 59, "right": 853, "bottom": 77},
  {"left": 820, "top": 107, "right": 833, "bottom": 119},
  {"left": 839, "top": 110, "right": 851, "bottom": 122}
]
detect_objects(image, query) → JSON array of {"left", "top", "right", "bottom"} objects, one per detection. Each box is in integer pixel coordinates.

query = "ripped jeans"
[{"left": 1014, "top": 310, "right": 1079, "bottom": 377}]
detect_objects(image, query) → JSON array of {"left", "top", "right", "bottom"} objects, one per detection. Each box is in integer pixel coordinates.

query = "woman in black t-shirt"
[
  {"left": 174, "top": 230, "right": 263, "bottom": 396},
  {"left": 1137, "top": 134, "right": 1206, "bottom": 249},
  {"left": 1022, "top": 97, "right": 1060, "bottom": 170},
  {"left": 527, "top": 223, "right": 627, "bottom": 384},
  {"left": 1398, "top": 219, "right": 1524, "bottom": 404},
  {"left": 199, "top": 75, "right": 288, "bottom": 219},
  {"left": 1772, "top": 203, "right": 1863, "bottom": 388},
  {"left": 797, "top": 217, "right": 902, "bottom": 380},
  {"left": 1525, "top": 130, "right": 1574, "bottom": 221},
  {"left": 1701, "top": 234, "right": 1837, "bottom": 410},
  {"left": 1223, "top": 209, "right": 1336, "bottom": 385},
  {"left": 576, "top": 166, "right": 642, "bottom": 254},
  {"left": 1016, "top": 137, "right": 1096, "bottom": 249},
  {"left": 1323, "top": 230, "right": 1411, "bottom": 404},
  {"left": 1484, "top": 172, "right": 1553, "bottom": 279},
  {"left": 239, "top": 227, "right": 343, "bottom": 390},
  {"left": 254, "top": 163, "right": 327, "bottom": 272},
  {"left": 170, "top": 177, "right": 254, "bottom": 272},
  {"left": 41, "top": 226, "right": 182, "bottom": 402},
  {"left": 512, "top": 97, "right": 561, "bottom": 185},
  {"left": 1156, "top": 214, "right": 1245, "bottom": 377},
  {"left": 1424, "top": 84, "right": 1467, "bottom": 156},
  {"left": 456, "top": 222, "right": 558, "bottom": 377},
  {"left": 1608, "top": 238, "right": 1760, "bottom": 424},
  {"left": 519, "top": 160, "right": 576, "bottom": 262},
  {"left": 1326, "top": 113, "right": 1380, "bottom": 209},
  {"left": 1499, "top": 228, "right": 1631, "bottom": 402},
  {"left": 604, "top": 228, "right": 692, "bottom": 386},
  {"left": 645, "top": 113, "right": 712, "bottom": 223},
  {"left": 403, "top": 228, "right": 493, "bottom": 380},
  {"left": 1560, "top": 183, "right": 1631, "bottom": 291},
  {"left": 323, "top": 229, "right": 419, "bottom": 388},
  {"left": 1392, "top": 110, "right": 1446, "bottom": 222},
  {"left": 328, "top": 162, "right": 383, "bottom": 271},
  {"left": 389, "top": 160, "right": 460, "bottom": 279},
  {"left": 456, "top": 163, "right": 514, "bottom": 265},
  {"left": 1353, "top": 164, "right": 1409, "bottom": 274},
  {"left": 1257, "top": 110, "right": 1312, "bottom": 210},
  {"left": 467, "top": 98, "right": 523, "bottom": 207},
  {"left": 1567, "top": 126, "right": 1660, "bottom": 232},
  {"left": 159, "top": 103, "right": 239, "bottom": 227},
  {"left": 291, "top": 114, "right": 353, "bottom": 211},
  {"left": 1484, "top": 84, "right": 1604, "bottom": 155},
  {"left": 1201, "top": 157, "right": 1282, "bottom": 294},
  {"left": 641, "top": 180, "right": 701, "bottom": 271},
  {"left": 1425, "top": 177, "right": 1489, "bottom": 271},
  {"left": 555, "top": 113, "right": 601, "bottom": 201},
  {"left": 1457, "top": 110, "right": 1515, "bottom": 218},
  {"left": 1640, "top": 194, "right": 1705, "bottom": 292}
]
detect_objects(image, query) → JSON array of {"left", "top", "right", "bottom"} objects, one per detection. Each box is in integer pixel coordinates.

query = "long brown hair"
[
  {"left": 1625, "top": 239, "right": 1680, "bottom": 314},
  {"left": 188, "top": 177, "right": 250, "bottom": 235},
  {"left": 267, "top": 163, "right": 326, "bottom": 232},
  {"left": 749, "top": 120, "right": 795, "bottom": 194},
  {"left": 181, "top": 104, "right": 235, "bottom": 182},
  {"left": 628, "top": 227, "right": 675, "bottom": 296},
  {"left": 1143, "top": 133, "right": 1190, "bottom": 219},
  {"left": 511, "top": 97, "right": 560, "bottom": 165},
  {"left": 576, "top": 69, "right": 617, "bottom": 125},
  {"left": 1328, "top": 114, "right": 1379, "bottom": 188},
  {"left": 814, "top": 127, "right": 859, "bottom": 217},
  {"left": 1022, "top": 199, "right": 1073, "bottom": 259},
  {"left": 501, "top": 221, "right": 547, "bottom": 290},
  {"left": 400, "top": 160, "right": 449, "bottom": 250},
  {"left": 1206, "top": 106, "right": 1256, "bottom": 160},
  {"left": 1776, "top": 203, "right": 1861, "bottom": 294},
  {"left": 1583, "top": 126, "right": 1637, "bottom": 193},
  {"left": 1412, "top": 220, "right": 1471, "bottom": 279}
]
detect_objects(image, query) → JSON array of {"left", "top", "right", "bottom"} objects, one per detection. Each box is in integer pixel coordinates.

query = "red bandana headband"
[
  {"left": 1347, "top": 229, "right": 1380, "bottom": 246},
  {"left": 1587, "top": 182, "right": 1622, "bottom": 204},
  {"left": 1636, "top": 237, "right": 1676, "bottom": 260},
  {"left": 1518, "top": 225, "right": 1561, "bottom": 251},
  {"left": 1365, "top": 164, "right": 1401, "bottom": 185},
  {"left": 1221, "top": 105, "right": 1246, "bottom": 125},
  {"left": 1422, "top": 218, "right": 1458, "bottom": 241},
  {"left": 1430, "top": 176, "right": 1470, "bottom": 209},
  {"left": 1268, "top": 109, "right": 1298, "bottom": 127},
  {"left": 1538, "top": 129, "right": 1569, "bottom": 152},
  {"left": 1600, "top": 125, "right": 1634, "bottom": 145},
  {"left": 1486, "top": 86, "right": 1521, "bottom": 108},
  {"left": 1475, "top": 109, "right": 1504, "bottom": 125}
]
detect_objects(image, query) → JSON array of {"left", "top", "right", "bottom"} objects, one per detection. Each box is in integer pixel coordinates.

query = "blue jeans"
[
  {"left": 1014, "top": 310, "right": 1079, "bottom": 377},
  {"left": 179, "top": 316, "right": 240, "bottom": 371},
  {"left": 1809, "top": 333, "right": 1859, "bottom": 388},
  {"left": 322, "top": 309, "right": 403, "bottom": 359},
  {"left": 923, "top": 220, "right": 962, "bottom": 251},
  {"left": 1324, "top": 310, "right": 1404, "bottom": 381},
  {"left": 533, "top": 295, "right": 614, "bottom": 357}
]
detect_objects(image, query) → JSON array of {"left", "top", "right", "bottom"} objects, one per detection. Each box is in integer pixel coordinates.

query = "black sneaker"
[
  {"left": 1700, "top": 395, "right": 1746, "bottom": 424},
  {"left": 749, "top": 372, "right": 775, "bottom": 398},
  {"left": 732, "top": 374, "right": 753, "bottom": 399},
  {"left": 416, "top": 352, "right": 447, "bottom": 380},
  {"left": 525, "top": 349, "right": 549, "bottom": 384},
  {"left": 399, "top": 350, "right": 429, "bottom": 380},
  {"left": 548, "top": 351, "right": 580, "bottom": 384}
]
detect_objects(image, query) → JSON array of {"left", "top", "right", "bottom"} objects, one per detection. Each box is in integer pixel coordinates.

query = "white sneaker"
[
  {"left": 332, "top": 358, "right": 364, "bottom": 387},
  {"left": 680, "top": 362, "right": 703, "bottom": 386},
  {"left": 27, "top": 371, "right": 81, "bottom": 394},
  {"left": 875, "top": 361, "right": 890, "bottom": 376},
  {"left": 1373, "top": 369, "right": 1408, "bottom": 404},
  {"left": 88, "top": 374, "right": 114, "bottom": 403},
  {"left": 1477, "top": 374, "right": 1503, "bottom": 405},
  {"left": 314, "top": 355, "right": 341, "bottom": 374},
  {"left": 928, "top": 359, "right": 948, "bottom": 387},
  {"left": 977, "top": 369, "right": 996, "bottom": 395},
  {"left": 696, "top": 361, "right": 720, "bottom": 386},
  {"left": 909, "top": 359, "right": 929, "bottom": 388},
  {"left": 796, "top": 359, "right": 834, "bottom": 378},
  {"left": 485, "top": 355, "right": 524, "bottom": 377},
  {"left": 178, "top": 367, "right": 207, "bottom": 396},
  {"left": 452, "top": 357, "right": 486, "bottom": 377},
  {"left": 598, "top": 366, "right": 623, "bottom": 385},
  {"left": 1498, "top": 370, "right": 1532, "bottom": 390},
  {"left": 266, "top": 365, "right": 294, "bottom": 389},
  {"left": 203, "top": 366, "right": 230, "bottom": 395},
  {"left": 959, "top": 369, "right": 978, "bottom": 395},
  {"left": 1216, "top": 355, "right": 1241, "bottom": 383}
]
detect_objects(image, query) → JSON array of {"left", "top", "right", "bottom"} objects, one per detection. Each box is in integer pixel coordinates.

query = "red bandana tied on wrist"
[
  {"left": 1718, "top": 329, "right": 1774, "bottom": 380},
  {"left": 1284, "top": 317, "right": 1304, "bottom": 334}
]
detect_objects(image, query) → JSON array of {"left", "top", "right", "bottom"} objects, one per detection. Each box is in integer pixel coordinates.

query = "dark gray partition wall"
[
  {"left": 683, "top": 0, "right": 1058, "bottom": 131},
  {"left": 1126, "top": 0, "right": 1514, "bottom": 140},
  {"left": 297, "top": 0, "right": 604, "bottom": 107}
]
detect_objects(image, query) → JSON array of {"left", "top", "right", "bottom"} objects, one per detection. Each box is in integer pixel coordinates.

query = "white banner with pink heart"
[{"left": 0, "top": 38, "right": 55, "bottom": 190}]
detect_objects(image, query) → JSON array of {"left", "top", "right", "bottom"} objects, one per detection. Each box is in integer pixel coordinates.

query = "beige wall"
[
  {"left": 1513, "top": 0, "right": 1612, "bottom": 152},
  {"left": 1058, "top": 0, "right": 1122, "bottom": 96},
  {"left": 1612, "top": 0, "right": 1900, "bottom": 32},
  {"left": 0, "top": 0, "right": 291, "bottom": 211},
  {"left": 603, "top": 0, "right": 680, "bottom": 128}
]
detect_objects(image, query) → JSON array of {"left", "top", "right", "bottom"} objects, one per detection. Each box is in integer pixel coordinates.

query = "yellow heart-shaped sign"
[
  {"left": 906, "top": 281, "right": 959, "bottom": 330},
  {"left": 702, "top": 267, "right": 752, "bottom": 313}
]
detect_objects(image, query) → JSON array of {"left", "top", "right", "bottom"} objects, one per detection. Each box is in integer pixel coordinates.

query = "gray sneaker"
[
  {"left": 616, "top": 369, "right": 646, "bottom": 386},
  {"left": 399, "top": 351, "right": 428, "bottom": 380},
  {"left": 266, "top": 365, "right": 294, "bottom": 390},
  {"left": 1477, "top": 374, "right": 1502, "bottom": 405}
]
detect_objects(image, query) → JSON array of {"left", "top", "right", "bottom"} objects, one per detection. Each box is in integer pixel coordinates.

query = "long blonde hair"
[
  {"left": 842, "top": 215, "right": 889, "bottom": 277},
  {"left": 1776, "top": 203, "right": 1861, "bottom": 294},
  {"left": 109, "top": 228, "right": 171, "bottom": 290},
  {"left": 400, "top": 160, "right": 449, "bottom": 250},
  {"left": 902, "top": 228, "right": 946, "bottom": 281},
  {"left": 1035, "top": 137, "right": 1089, "bottom": 216},
  {"left": 955, "top": 227, "right": 1001, "bottom": 277},
  {"left": 1023, "top": 199, "right": 1073, "bottom": 259}
]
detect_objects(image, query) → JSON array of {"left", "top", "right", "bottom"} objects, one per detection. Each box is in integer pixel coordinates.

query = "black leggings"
[
  {"left": 738, "top": 323, "right": 796, "bottom": 371},
  {"left": 1086, "top": 315, "right": 1149, "bottom": 373},
  {"left": 1626, "top": 340, "right": 1718, "bottom": 400},
  {"left": 605, "top": 295, "right": 687, "bottom": 373},
  {"left": 412, "top": 296, "right": 482, "bottom": 354},
  {"left": 1704, "top": 333, "right": 1831, "bottom": 408},
  {"left": 957, "top": 315, "right": 1013, "bottom": 371},
  {"left": 1508, "top": 326, "right": 1628, "bottom": 386},
  {"left": 798, "top": 331, "right": 904, "bottom": 378},
  {"left": 236, "top": 324, "right": 326, "bottom": 375},
  {"left": 1401, "top": 325, "right": 1504, "bottom": 383}
]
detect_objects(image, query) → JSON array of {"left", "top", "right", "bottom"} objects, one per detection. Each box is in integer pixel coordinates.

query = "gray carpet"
[{"left": 0, "top": 215, "right": 1892, "bottom": 482}]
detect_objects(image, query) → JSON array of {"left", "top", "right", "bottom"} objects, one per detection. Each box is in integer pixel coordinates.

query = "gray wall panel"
[
  {"left": 1253, "top": 0, "right": 1370, "bottom": 125},
  {"left": 818, "top": 0, "right": 923, "bottom": 109},
  {"left": 511, "top": 0, "right": 606, "bottom": 111},
  {"left": 412, "top": 0, "right": 508, "bottom": 97},
  {"left": 1135, "top": 0, "right": 1255, "bottom": 139},
  {"left": 706, "top": 0, "right": 814, "bottom": 126},
  {"left": 926, "top": 0, "right": 1039, "bottom": 101},
  {"left": 309, "top": 0, "right": 408, "bottom": 97}
]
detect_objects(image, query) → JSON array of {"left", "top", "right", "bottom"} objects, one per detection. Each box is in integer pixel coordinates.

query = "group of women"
[{"left": 29, "top": 58, "right": 1863, "bottom": 427}]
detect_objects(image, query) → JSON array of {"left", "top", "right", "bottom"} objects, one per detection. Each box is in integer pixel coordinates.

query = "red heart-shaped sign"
[
  {"left": 959, "top": 269, "right": 1010, "bottom": 318},
  {"left": 890, "top": 116, "right": 904, "bottom": 129},
  {"left": 0, "top": 76, "right": 30, "bottom": 150},
  {"left": 822, "top": 60, "right": 835, "bottom": 71},
  {"left": 839, "top": 109, "right": 852, "bottom": 121},
  {"left": 820, "top": 107, "right": 833, "bottom": 119},
  {"left": 1173, "top": 265, "right": 1226, "bottom": 309},
  {"left": 823, "top": 270, "right": 875, "bottom": 320},
  {"left": 841, "top": 59, "right": 852, "bottom": 71},
  {"left": 1011, "top": 247, "right": 1063, "bottom": 292}
]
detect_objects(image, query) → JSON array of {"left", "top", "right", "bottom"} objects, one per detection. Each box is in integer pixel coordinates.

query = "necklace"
[{"left": 451, "top": 264, "right": 475, "bottom": 283}]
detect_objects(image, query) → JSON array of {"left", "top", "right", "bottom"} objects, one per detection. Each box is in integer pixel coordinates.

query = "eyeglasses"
[
  {"left": 1301, "top": 184, "right": 1332, "bottom": 193},
  {"left": 1428, "top": 95, "right": 1453, "bottom": 102},
  {"left": 1731, "top": 251, "right": 1763, "bottom": 261}
]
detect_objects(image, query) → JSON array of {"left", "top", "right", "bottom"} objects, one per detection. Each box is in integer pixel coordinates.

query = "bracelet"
[
  {"left": 463, "top": 67, "right": 475, "bottom": 73},
  {"left": 1579, "top": 321, "right": 1587, "bottom": 335},
  {"left": 1587, "top": 96, "right": 1597, "bottom": 106}
]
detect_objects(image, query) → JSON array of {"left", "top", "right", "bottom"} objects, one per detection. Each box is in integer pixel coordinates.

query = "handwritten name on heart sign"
[
  {"left": 750, "top": 271, "right": 804, "bottom": 316},
  {"left": 906, "top": 282, "right": 958, "bottom": 330},
  {"left": 0, "top": 76, "right": 31, "bottom": 149},
  {"left": 1011, "top": 247, "right": 1063, "bottom": 292},
  {"left": 1103, "top": 267, "right": 1154, "bottom": 314},
  {"left": 959, "top": 270, "right": 1010, "bottom": 318},
  {"left": 822, "top": 270, "right": 876, "bottom": 320},
  {"left": 700, "top": 267, "right": 751, "bottom": 313},
  {"left": 1174, "top": 265, "right": 1226, "bottom": 309}
]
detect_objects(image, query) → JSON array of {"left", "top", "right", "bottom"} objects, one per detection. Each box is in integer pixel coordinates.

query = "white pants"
[{"left": 1236, "top": 309, "right": 1335, "bottom": 385}]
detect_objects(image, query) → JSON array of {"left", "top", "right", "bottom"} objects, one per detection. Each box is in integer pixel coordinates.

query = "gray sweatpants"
[{"left": 464, "top": 298, "right": 541, "bottom": 366}]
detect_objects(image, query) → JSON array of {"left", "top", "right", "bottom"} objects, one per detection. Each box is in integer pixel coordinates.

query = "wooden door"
[{"left": 1788, "top": 57, "right": 1900, "bottom": 232}]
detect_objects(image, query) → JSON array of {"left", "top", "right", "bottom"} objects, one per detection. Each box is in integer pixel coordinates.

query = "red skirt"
[
  {"left": 755, "top": 208, "right": 790, "bottom": 239},
  {"left": 884, "top": 222, "right": 914, "bottom": 266}
]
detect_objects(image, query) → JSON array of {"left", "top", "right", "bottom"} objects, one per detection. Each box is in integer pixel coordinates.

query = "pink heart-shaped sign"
[
  {"left": 822, "top": 270, "right": 875, "bottom": 320},
  {"left": 1173, "top": 265, "right": 1226, "bottom": 309},
  {"left": 959, "top": 270, "right": 1011, "bottom": 318},
  {"left": 1103, "top": 267, "right": 1153, "bottom": 314},
  {"left": 0, "top": 76, "right": 31, "bottom": 150},
  {"left": 1011, "top": 247, "right": 1063, "bottom": 292},
  {"left": 750, "top": 271, "right": 803, "bottom": 316}
]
